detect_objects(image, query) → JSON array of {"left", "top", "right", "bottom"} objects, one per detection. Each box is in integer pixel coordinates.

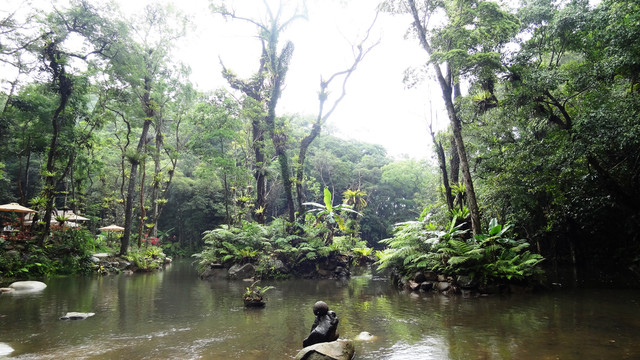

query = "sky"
[
  {"left": 127, "top": 0, "right": 446, "bottom": 160},
  {"left": 6, "top": 0, "right": 447, "bottom": 160}
]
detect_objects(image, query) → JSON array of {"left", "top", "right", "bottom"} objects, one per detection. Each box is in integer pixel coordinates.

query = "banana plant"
[{"left": 303, "top": 188, "right": 362, "bottom": 244}]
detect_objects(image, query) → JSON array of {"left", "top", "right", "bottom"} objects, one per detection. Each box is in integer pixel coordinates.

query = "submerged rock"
[
  {"left": 294, "top": 340, "right": 355, "bottom": 360},
  {"left": 355, "top": 331, "right": 376, "bottom": 341},
  {"left": 60, "top": 312, "right": 95, "bottom": 320}
]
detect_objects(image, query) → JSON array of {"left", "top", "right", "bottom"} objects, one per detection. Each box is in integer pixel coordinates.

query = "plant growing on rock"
[{"left": 243, "top": 281, "right": 274, "bottom": 307}]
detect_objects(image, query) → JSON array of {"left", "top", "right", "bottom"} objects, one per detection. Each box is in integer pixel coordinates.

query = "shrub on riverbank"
[
  {"left": 0, "top": 229, "right": 96, "bottom": 283},
  {"left": 124, "top": 245, "right": 168, "bottom": 272},
  {"left": 193, "top": 217, "right": 374, "bottom": 279},
  {"left": 376, "top": 216, "right": 545, "bottom": 289}
]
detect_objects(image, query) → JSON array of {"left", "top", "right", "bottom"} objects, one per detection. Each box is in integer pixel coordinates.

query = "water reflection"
[{"left": 1, "top": 261, "right": 639, "bottom": 359}]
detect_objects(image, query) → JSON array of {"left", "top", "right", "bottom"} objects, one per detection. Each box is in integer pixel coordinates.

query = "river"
[{"left": 1, "top": 260, "right": 639, "bottom": 359}]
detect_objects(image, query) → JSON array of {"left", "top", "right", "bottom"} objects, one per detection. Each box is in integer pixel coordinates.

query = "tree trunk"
[
  {"left": 296, "top": 122, "right": 321, "bottom": 215},
  {"left": 431, "top": 131, "right": 454, "bottom": 212},
  {"left": 121, "top": 120, "right": 151, "bottom": 255},
  {"left": 408, "top": 0, "right": 481, "bottom": 234},
  {"left": 446, "top": 98, "right": 482, "bottom": 234},
  {"left": 149, "top": 124, "right": 162, "bottom": 238},
  {"left": 253, "top": 118, "right": 267, "bottom": 224},
  {"left": 38, "top": 38, "right": 74, "bottom": 246},
  {"left": 121, "top": 75, "right": 154, "bottom": 255},
  {"left": 138, "top": 158, "right": 146, "bottom": 248},
  {"left": 277, "top": 149, "right": 295, "bottom": 222}
]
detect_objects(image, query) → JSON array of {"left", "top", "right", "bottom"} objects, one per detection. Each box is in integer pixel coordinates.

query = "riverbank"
[{"left": 0, "top": 234, "right": 171, "bottom": 284}]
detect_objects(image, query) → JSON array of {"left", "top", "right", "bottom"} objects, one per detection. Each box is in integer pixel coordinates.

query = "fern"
[{"left": 376, "top": 216, "right": 545, "bottom": 284}]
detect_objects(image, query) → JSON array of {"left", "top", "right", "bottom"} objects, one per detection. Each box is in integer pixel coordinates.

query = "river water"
[{"left": 1, "top": 260, "right": 639, "bottom": 359}]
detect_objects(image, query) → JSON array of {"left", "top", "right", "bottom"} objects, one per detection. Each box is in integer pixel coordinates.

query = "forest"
[{"left": 0, "top": 0, "right": 639, "bottom": 288}]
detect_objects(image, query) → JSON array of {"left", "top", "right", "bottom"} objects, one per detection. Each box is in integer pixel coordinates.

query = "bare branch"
[{"left": 319, "top": 13, "right": 380, "bottom": 123}]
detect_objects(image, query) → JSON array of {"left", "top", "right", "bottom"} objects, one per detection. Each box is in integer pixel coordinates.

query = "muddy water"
[{"left": 1, "top": 260, "right": 639, "bottom": 359}]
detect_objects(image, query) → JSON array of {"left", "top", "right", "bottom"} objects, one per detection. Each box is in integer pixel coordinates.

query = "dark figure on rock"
[{"left": 303, "top": 301, "right": 340, "bottom": 347}]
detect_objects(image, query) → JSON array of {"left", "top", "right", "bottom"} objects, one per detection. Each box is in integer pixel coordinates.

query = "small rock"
[
  {"left": 436, "top": 281, "right": 450, "bottom": 292},
  {"left": 317, "top": 268, "right": 331, "bottom": 277},
  {"left": 420, "top": 281, "right": 433, "bottom": 292},
  {"left": 424, "top": 271, "right": 438, "bottom": 281},
  {"left": 437, "top": 274, "right": 446, "bottom": 282},
  {"left": 269, "top": 259, "right": 288, "bottom": 273},
  {"left": 407, "top": 280, "right": 420, "bottom": 291},
  {"left": 60, "top": 312, "right": 95, "bottom": 320},
  {"left": 414, "top": 272, "right": 427, "bottom": 283},
  {"left": 333, "top": 266, "right": 349, "bottom": 279},
  {"left": 200, "top": 268, "right": 227, "bottom": 280},
  {"left": 355, "top": 331, "right": 376, "bottom": 341},
  {"left": 228, "top": 263, "right": 256, "bottom": 280},
  {"left": 456, "top": 275, "right": 475, "bottom": 289}
]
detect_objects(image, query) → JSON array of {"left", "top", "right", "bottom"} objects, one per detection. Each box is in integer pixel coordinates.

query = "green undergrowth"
[
  {"left": 192, "top": 215, "right": 374, "bottom": 278},
  {"left": 376, "top": 215, "right": 545, "bottom": 286}
]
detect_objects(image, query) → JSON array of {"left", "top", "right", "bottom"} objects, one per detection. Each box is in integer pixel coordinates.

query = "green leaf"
[
  {"left": 323, "top": 187, "right": 333, "bottom": 213},
  {"left": 489, "top": 218, "right": 501, "bottom": 236}
]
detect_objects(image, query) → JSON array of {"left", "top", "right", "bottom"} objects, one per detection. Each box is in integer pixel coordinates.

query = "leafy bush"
[
  {"left": 376, "top": 217, "right": 544, "bottom": 285},
  {"left": 194, "top": 213, "right": 369, "bottom": 277},
  {"left": 376, "top": 216, "right": 463, "bottom": 272},
  {"left": 0, "top": 229, "right": 98, "bottom": 280},
  {"left": 163, "top": 241, "right": 187, "bottom": 258},
  {"left": 125, "top": 246, "right": 165, "bottom": 271}
]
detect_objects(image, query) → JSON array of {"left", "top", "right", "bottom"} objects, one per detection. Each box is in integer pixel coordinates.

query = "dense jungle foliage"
[{"left": 1, "top": 0, "right": 639, "bottom": 287}]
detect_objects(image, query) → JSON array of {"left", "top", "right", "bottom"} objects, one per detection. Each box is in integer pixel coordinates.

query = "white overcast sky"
[
  {"left": 7, "top": 0, "right": 448, "bottom": 159},
  {"left": 178, "top": 0, "right": 446, "bottom": 160}
]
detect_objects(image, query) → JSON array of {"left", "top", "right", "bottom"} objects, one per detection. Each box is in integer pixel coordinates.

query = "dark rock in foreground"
[{"left": 294, "top": 339, "right": 355, "bottom": 360}]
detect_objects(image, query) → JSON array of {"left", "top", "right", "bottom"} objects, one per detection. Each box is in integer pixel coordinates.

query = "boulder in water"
[
  {"left": 294, "top": 339, "right": 354, "bottom": 360},
  {"left": 0, "top": 343, "right": 13, "bottom": 356},
  {"left": 0, "top": 281, "right": 47, "bottom": 293},
  {"left": 60, "top": 312, "right": 95, "bottom": 320}
]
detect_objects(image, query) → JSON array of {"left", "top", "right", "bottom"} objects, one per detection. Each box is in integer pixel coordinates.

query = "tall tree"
[
  {"left": 470, "top": 0, "right": 640, "bottom": 273},
  {"left": 31, "top": 0, "right": 121, "bottom": 245},
  {"left": 217, "top": 1, "right": 307, "bottom": 223},
  {"left": 110, "top": 3, "right": 187, "bottom": 254},
  {"left": 383, "top": 0, "right": 519, "bottom": 234}
]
